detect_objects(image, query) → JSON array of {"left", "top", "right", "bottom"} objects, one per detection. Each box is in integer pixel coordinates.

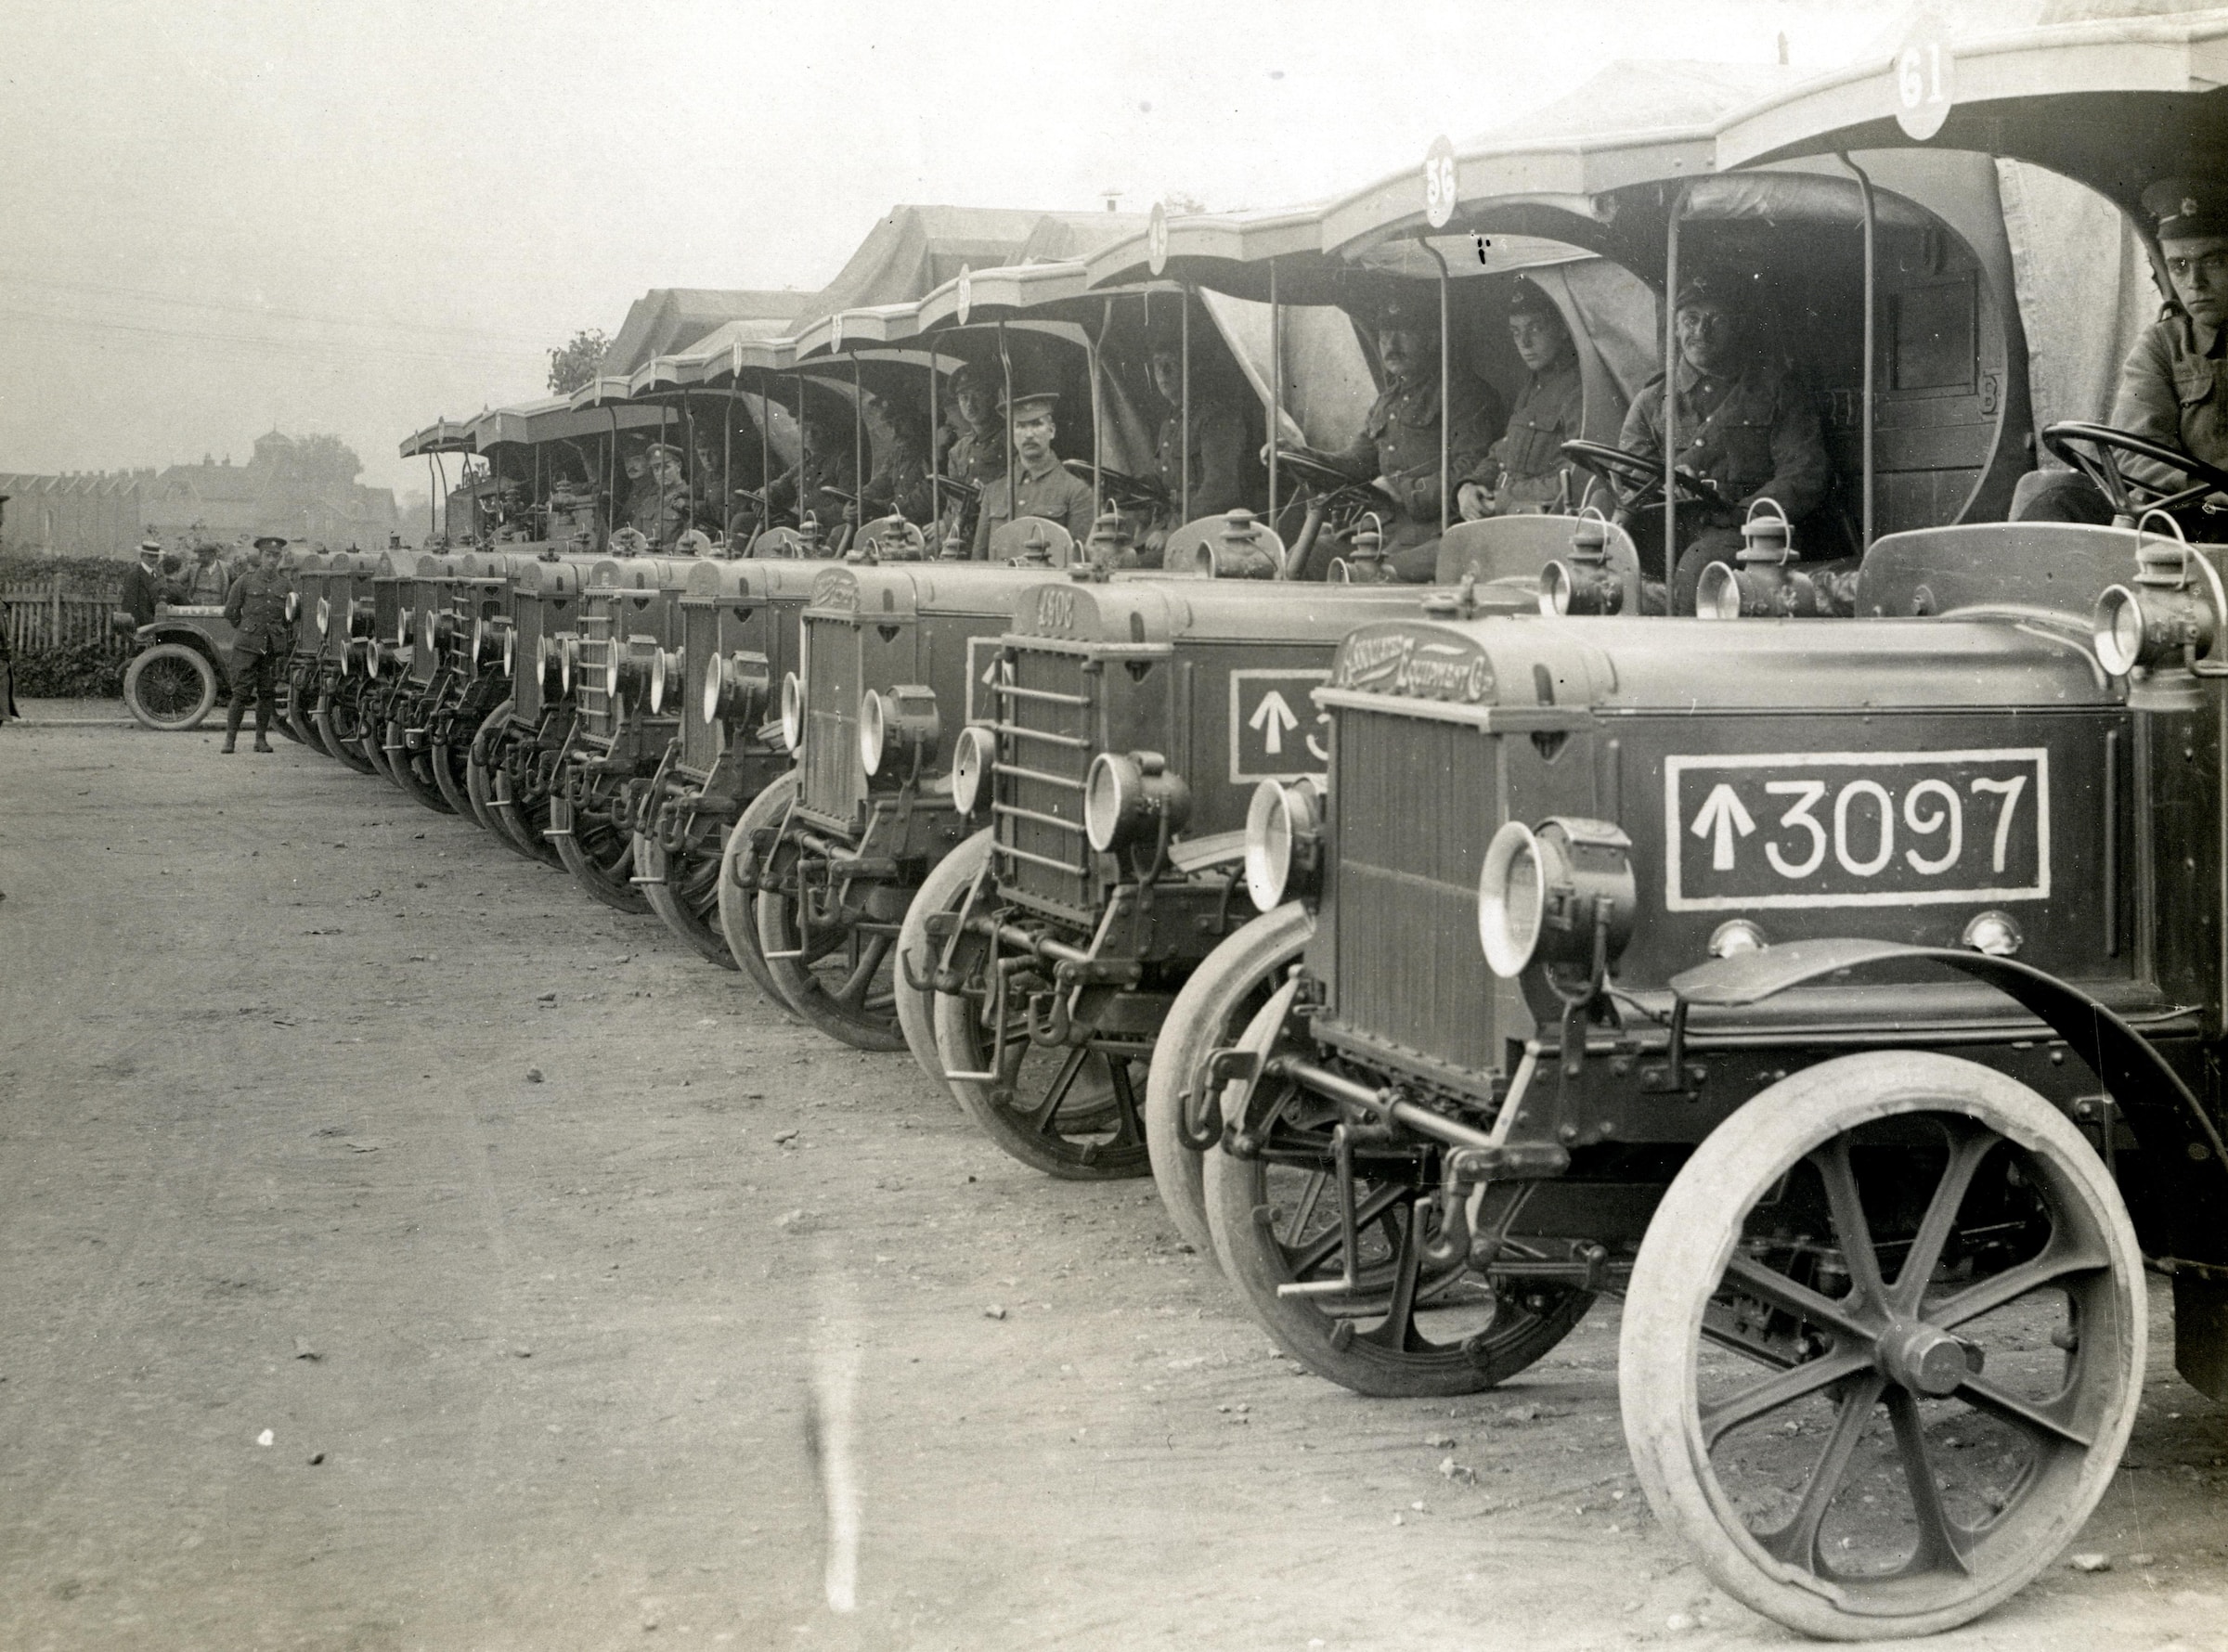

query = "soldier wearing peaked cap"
[
  {"left": 1460, "top": 279, "right": 1591, "bottom": 521},
  {"left": 219, "top": 535, "right": 292, "bottom": 754},
  {"left": 969, "top": 391, "right": 1098, "bottom": 558},
  {"left": 2014, "top": 177, "right": 2228, "bottom": 528},
  {"left": 1137, "top": 316, "right": 1261, "bottom": 563},
  {"left": 1615, "top": 266, "right": 1832, "bottom": 613},
  {"left": 1316, "top": 292, "right": 1503, "bottom": 580}
]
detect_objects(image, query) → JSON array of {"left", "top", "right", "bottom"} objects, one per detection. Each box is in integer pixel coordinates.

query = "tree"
[
  {"left": 293, "top": 433, "right": 364, "bottom": 492},
  {"left": 548, "top": 329, "right": 610, "bottom": 395}
]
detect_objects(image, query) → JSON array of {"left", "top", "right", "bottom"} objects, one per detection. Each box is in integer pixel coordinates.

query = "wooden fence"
[{"left": 2, "top": 577, "right": 131, "bottom": 654}]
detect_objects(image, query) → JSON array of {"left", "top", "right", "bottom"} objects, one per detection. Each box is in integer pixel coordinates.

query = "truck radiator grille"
[
  {"left": 576, "top": 607, "right": 615, "bottom": 739},
  {"left": 680, "top": 606, "right": 720, "bottom": 774},
  {"left": 1330, "top": 706, "right": 1504, "bottom": 1077},
  {"left": 990, "top": 645, "right": 1095, "bottom": 918},
  {"left": 801, "top": 615, "right": 862, "bottom": 824}
]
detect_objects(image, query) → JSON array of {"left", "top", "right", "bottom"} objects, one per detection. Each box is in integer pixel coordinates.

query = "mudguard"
[{"left": 1669, "top": 936, "right": 2228, "bottom": 1400}]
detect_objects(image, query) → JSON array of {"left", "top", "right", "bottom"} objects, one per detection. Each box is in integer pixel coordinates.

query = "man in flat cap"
[
  {"left": 1616, "top": 268, "right": 1832, "bottom": 613},
  {"left": 120, "top": 539, "right": 169, "bottom": 629},
  {"left": 970, "top": 391, "right": 1098, "bottom": 558},
  {"left": 1460, "top": 280, "right": 1591, "bottom": 520},
  {"left": 182, "top": 538, "right": 234, "bottom": 605},
  {"left": 1317, "top": 293, "right": 1501, "bottom": 580},
  {"left": 1137, "top": 318, "right": 1261, "bottom": 562},
  {"left": 2014, "top": 177, "right": 2228, "bottom": 526},
  {"left": 220, "top": 535, "right": 292, "bottom": 753}
]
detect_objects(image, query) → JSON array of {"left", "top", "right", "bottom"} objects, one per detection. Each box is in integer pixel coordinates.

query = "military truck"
[{"left": 1173, "top": 16, "right": 2228, "bottom": 1638}]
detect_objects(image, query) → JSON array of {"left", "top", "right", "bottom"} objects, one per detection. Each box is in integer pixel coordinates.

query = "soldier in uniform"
[
  {"left": 1616, "top": 268, "right": 1833, "bottom": 613},
  {"left": 859, "top": 390, "right": 937, "bottom": 524},
  {"left": 219, "top": 535, "right": 292, "bottom": 754},
  {"left": 970, "top": 391, "right": 1098, "bottom": 558},
  {"left": 1137, "top": 325, "right": 1260, "bottom": 564},
  {"left": 768, "top": 407, "right": 861, "bottom": 535},
  {"left": 120, "top": 540, "right": 168, "bottom": 628},
  {"left": 1459, "top": 281, "right": 1591, "bottom": 519},
  {"left": 937, "top": 364, "right": 1005, "bottom": 551},
  {"left": 1317, "top": 294, "right": 1503, "bottom": 580},
  {"left": 2014, "top": 178, "right": 2228, "bottom": 528},
  {"left": 628, "top": 443, "right": 693, "bottom": 547}
]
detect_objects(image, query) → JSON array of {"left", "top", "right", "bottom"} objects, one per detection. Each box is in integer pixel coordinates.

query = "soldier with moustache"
[{"left": 969, "top": 391, "right": 1097, "bottom": 558}]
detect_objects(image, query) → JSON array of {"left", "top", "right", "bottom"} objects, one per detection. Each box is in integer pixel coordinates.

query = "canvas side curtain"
[{"left": 1997, "top": 159, "right": 2160, "bottom": 455}]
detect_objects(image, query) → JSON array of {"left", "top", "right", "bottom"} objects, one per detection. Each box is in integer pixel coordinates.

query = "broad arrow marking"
[
  {"left": 1691, "top": 783, "right": 1756, "bottom": 871},
  {"left": 1249, "top": 690, "right": 1300, "bottom": 755}
]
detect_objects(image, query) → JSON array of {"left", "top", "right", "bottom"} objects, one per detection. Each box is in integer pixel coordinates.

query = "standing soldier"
[
  {"left": 1459, "top": 280, "right": 1591, "bottom": 519},
  {"left": 220, "top": 535, "right": 291, "bottom": 754},
  {"left": 1317, "top": 294, "right": 1503, "bottom": 580},
  {"left": 969, "top": 391, "right": 1098, "bottom": 558}
]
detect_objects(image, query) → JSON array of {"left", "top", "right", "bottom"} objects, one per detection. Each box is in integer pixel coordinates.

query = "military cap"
[
  {"left": 252, "top": 533, "right": 289, "bottom": 550},
  {"left": 948, "top": 361, "right": 990, "bottom": 392},
  {"left": 1673, "top": 268, "right": 1757, "bottom": 313},
  {"left": 2144, "top": 177, "right": 2228, "bottom": 241},
  {"left": 1375, "top": 292, "right": 1441, "bottom": 334},
  {"left": 644, "top": 442, "right": 683, "bottom": 460},
  {"left": 1000, "top": 390, "right": 1060, "bottom": 417},
  {"left": 1507, "top": 279, "right": 1563, "bottom": 322}
]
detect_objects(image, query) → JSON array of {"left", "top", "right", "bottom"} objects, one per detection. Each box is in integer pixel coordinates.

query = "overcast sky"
[{"left": 0, "top": 0, "right": 1910, "bottom": 501}]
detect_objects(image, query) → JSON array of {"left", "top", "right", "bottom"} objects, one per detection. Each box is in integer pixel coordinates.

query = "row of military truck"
[{"left": 293, "top": 17, "right": 2228, "bottom": 1641}]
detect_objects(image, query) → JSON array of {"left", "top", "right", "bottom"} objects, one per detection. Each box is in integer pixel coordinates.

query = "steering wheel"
[
  {"left": 2040, "top": 420, "right": 2228, "bottom": 519},
  {"left": 1061, "top": 459, "right": 1168, "bottom": 514},
  {"left": 1559, "top": 440, "right": 1733, "bottom": 514}
]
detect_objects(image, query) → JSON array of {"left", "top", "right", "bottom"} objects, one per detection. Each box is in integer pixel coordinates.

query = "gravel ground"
[{"left": 2, "top": 709, "right": 2224, "bottom": 1652}]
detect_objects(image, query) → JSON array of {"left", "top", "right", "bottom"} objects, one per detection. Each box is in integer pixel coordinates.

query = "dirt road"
[{"left": 2, "top": 710, "right": 2223, "bottom": 1651}]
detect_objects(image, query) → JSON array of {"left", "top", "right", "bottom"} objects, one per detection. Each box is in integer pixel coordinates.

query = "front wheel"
[
  {"left": 932, "top": 978, "right": 1150, "bottom": 1180},
  {"left": 551, "top": 786, "right": 649, "bottom": 913},
  {"left": 719, "top": 773, "right": 796, "bottom": 1009},
  {"left": 1145, "top": 901, "right": 1313, "bottom": 1258},
  {"left": 894, "top": 828, "right": 990, "bottom": 1094},
  {"left": 385, "top": 718, "right": 456, "bottom": 815},
  {"left": 756, "top": 857, "right": 908, "bottom": 1053},
  {"left": 1200, "top": 991, "right": 1590, "bottom": 1397},
  {"left": 1620, "top": 1051, "right": 2145, "bottom": 1641},
  {"left": 641, "top": 823, "right": 739, "bottom": 970},
  {"left": 123, "top": 644, "right": 218, "bottom": 731}
]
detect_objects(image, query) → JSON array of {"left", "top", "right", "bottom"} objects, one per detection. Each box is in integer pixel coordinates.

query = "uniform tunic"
[
  {"left": 628, "top": 476, "right": 693, "bottom": 546},
  {"left": 2110, "top": 310, "right": 2228, "bottom": 492},
  {"left": 1152, "top": 397, "right": 1256, "bottom": 524},
  {"left": 1617, "top": 355, "right": 1832, "bottom": 525},
  {"left": 971, "top": 455, "right": 1099, "bottom": 558},
  {"left": 1470, "top": 358, "right": 1585, "bottom": 512},
  {"left": 860, "top": 438, "right": 936, "bottom": 525},
  {"left": 1326, "top": 373, "right": 1502, "bottom": 536},
  {"left": 223, "top": 564, "right": 294, "bottom": 715}
]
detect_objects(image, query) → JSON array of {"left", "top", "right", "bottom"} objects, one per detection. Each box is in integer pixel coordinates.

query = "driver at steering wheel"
[
  {"left": 1318, "top": 293, "right": 1501, "bottom": 581},
  {"left": 2014, "top": 178, "right": 2228, "bottom": 528},
  {"left": 1617, "top": 269, "right": 1832, "bottom": 613}
]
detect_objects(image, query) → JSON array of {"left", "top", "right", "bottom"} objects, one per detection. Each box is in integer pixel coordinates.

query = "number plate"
[{"left": 1664, "top": 748, "right": 2049, "bottom": 911}]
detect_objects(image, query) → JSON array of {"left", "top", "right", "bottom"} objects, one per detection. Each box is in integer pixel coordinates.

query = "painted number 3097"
[{"left": 1664, "top": 749, "right": 2049, "bottom": 911}]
